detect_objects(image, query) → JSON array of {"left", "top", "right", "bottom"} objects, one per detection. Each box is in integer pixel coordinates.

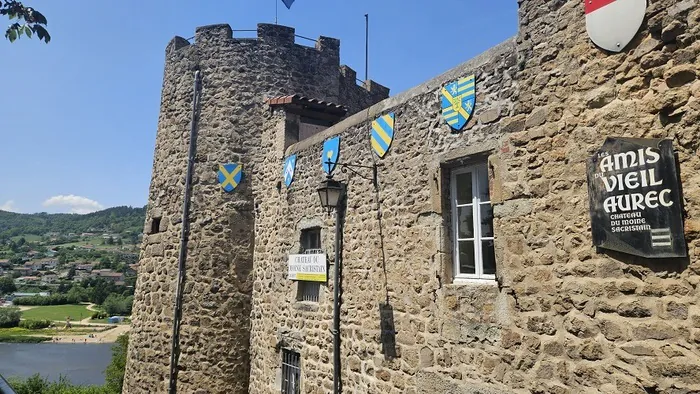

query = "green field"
[
  {"left": 21, "top": 304, "right": 92, "bottom": 322},
  {"left": 10, "top": 234, "right": 43, "bottom": 243}
]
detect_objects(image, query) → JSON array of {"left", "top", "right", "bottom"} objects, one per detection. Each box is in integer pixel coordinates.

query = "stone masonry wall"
[
  {"left": 248, "top": 38, "right": 520, "bottom": 393},
  {"left": 124, "top": 23, "right": 388, "bottom": 394},
  {"left": 248, "top": 1, "right": 700, "bottom": 393}
]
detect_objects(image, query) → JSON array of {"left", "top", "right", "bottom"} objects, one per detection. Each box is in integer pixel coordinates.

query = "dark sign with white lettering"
[{"left": 587, "top": 137, "right": 686, "bottom": 258}]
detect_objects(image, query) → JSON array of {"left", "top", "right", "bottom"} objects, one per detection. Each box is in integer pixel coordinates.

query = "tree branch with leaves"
[{"left": 1, "top": 0, "right": 49, "bottom": 43}]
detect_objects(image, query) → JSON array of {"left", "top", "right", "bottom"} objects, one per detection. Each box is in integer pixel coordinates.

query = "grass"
[
  {"left": 10, "top": 234, "right": 42, "bottom": 243},
  {"left": 21, "top": 304, "right": 92, "bottom": 322},
  {"left": 0, "top": 328, "right": 52, "bottom": 343}
]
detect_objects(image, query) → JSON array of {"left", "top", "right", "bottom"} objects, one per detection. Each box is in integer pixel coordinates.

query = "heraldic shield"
[
  {"left": 441, "top": 75, "right": 476, "bottom": 131},
  {"left": 585, "top": 0, "right": 646, "bottom": 52},
  {"left": 283, "top": 154, "right": 297, "bottom": 188},
  {"left": 218, "top": 163, "right": 242, "bottom": 193},
  {"left": 322, "top": 136, "right": 340, "bottom": 176},
  {"left": 371, "top": 113, "right": 395, "bottom": 158}
]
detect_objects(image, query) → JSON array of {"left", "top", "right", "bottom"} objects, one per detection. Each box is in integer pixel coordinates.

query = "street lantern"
[{"left": 317, "top": 177, "right": 344, "bottom": 212}]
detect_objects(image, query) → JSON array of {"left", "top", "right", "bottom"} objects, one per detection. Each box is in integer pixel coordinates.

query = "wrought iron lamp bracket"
[{"left": 325, "top": 160, "right": 379, "bottom": 188}]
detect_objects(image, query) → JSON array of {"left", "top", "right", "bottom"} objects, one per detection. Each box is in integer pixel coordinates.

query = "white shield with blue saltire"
[
  {"left": 441, "top": 75, "right": 476, "bottom": 131},
  {"left": 371, "top": 113, "right": 395, "bottom": 158},
  {"left": 218, "top": 163, "right": 242, "bottom": 193},
  {"left": 283, "top": 154, "right": 297, "bottom": 188},
  {"left": 322, "top": 136, "right": 340, "bottom": 175}
]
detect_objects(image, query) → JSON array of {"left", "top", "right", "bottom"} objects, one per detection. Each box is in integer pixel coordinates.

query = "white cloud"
[
  {"left": 0, "top": 200, "right": 18, "bottom": 212},
  {"left": 42, "top": 195, "right": 104, "bottom": 214}
]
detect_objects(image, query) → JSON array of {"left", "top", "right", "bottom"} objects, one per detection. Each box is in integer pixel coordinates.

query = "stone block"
[
  {"left": 632, "top": 322, "right": 678, "bottom": 341},
  {"left": 617, "top": 301, "right": 653, "bottom": 318},
  {"left": 526, "top": 316, "right": 556, "bottom": 336}
]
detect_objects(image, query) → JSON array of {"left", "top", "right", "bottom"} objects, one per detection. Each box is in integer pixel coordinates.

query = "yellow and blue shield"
[
  {"left": 322, "top": 136, "right": 340, "bottom": 175},
  {"left": 441, "top": 75, "right": 476, "bottom": 131},
  {"left": 371, "top": 113, "right": 395, "bottom": 158},
  {"left": 283, "top": 154, "right": 297, "bottom": 188},
  {"left": 218, "top": 163, "right": 242, "bottom": 193}
]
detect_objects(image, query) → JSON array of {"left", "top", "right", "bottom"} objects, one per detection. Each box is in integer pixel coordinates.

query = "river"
[{"left": 0, "top": 343, "right": 113, "bottom": 386}]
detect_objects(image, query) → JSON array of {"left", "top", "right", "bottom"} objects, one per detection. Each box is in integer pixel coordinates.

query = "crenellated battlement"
[{"left": 163, "top": 23, "right": 388, "bottom": 115}]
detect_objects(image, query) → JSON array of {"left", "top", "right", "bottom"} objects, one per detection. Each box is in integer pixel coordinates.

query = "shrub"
[
  {"left": 91, "top": 311, "right": 108, "bottom": 320},
  {"left": 0, "top": 307, "right": 21, "bottom": 328},
  {"left": 18, "top": 319, "right": 52, "bottom": 329}
]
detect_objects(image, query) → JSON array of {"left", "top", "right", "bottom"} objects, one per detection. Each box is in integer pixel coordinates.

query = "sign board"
[
  {"left": 587, "top": 137, "right": 686, "bottom": 258},
  {"left": 288, "top": 254, "right": 327, "bottom": 282}
]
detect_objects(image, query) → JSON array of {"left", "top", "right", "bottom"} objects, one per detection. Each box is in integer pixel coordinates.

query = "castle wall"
[
  {"left": 249, "top": 1, "right": 700, "bottom": 393},
  {"left": 124, "top": 23, "right": 388, "bottom": 394}
]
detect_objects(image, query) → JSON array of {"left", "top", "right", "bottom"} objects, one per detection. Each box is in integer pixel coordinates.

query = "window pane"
[
  {"left": 477, "top": 167, "right": 490, "bottom": 201},
  {"left": 455, "top": 172, "right": 473, "bottom": 205},
  {"left": 480, "top": 204, "right": 494, "bottom": 238},
  {"left": 482, "top": 240, "right": 496, "bottom": 275},
  {"left": 457, "top": 207, "right": 474, "bottom": 239},
  {"left": 458, "top": 241, "right": 475, "bottom": 274}
]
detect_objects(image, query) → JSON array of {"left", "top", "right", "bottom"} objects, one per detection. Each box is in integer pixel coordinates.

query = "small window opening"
[
  {"left": 281, "top": 349, "right": 301, "bottom": 394},
  {"left": 150, "top": 218, "right": 161, "bottom": 234}
]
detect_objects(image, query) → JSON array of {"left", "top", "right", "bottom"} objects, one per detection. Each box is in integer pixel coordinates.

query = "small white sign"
[{"left": 288, "top": 254, "right": 327, "bottom": 282}]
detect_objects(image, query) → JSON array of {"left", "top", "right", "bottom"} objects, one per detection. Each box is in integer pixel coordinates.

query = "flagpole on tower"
[
  {"left": 275, "top": 0, "right": 278, "bottom": 24},
  {"left": 365, "top": 13, "right": 369, "bottom": 82}
]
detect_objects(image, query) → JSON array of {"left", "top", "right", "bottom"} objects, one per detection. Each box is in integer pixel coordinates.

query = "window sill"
[
  {"left": 293, "top": 301, "right": 320, "bottom": 312},
  {"left": 450, "top": 278, "right": 498, "bottom": 286}
]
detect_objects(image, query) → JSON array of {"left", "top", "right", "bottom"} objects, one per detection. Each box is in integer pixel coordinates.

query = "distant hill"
[{"left": 0, "top": 206, "right": 147, "bottom": 239}]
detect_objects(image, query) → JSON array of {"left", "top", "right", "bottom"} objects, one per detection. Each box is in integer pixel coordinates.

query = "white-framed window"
[{"left": 450, "top": 164, "right": 496, "bottom": 281}]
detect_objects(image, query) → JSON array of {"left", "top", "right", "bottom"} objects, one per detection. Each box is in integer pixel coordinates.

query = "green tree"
[
  {"left": 0, "top": 306, "right": 21, "bottom": 328},
  {"left": 104, "top": 333, "right": 128, "bottom": 393},
  {"left": 0, "top": 275, "right": 16, "bottom": 294},
  {"left": 1, "top": 1, "right": 49, "bottom": 43}
]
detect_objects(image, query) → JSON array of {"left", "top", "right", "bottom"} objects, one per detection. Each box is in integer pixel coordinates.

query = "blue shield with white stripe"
[
  {"left": 322, "top": 136, "right": 340, "bottom": 175},
  {"left": 441, "top": 75, "right": 476, "bottom": 131},
  {"left": 371, "top": 113, "right": 395, "bottom": 158},
  {"left": 283, "top": 154, "right": 297, "bottom": 188},
  {"left": 218, "top": 163, "right": 243, "bottom": 193}
]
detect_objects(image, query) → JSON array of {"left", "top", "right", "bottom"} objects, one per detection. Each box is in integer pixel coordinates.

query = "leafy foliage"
[
  {"left": 0, "top": 275, "right": 16, "bottom": 294},
  {"left": 18, "top": 319, "right": 51, "bottom": 329},
  {"left": 1, "top": 1, "right": 50, "bottom": 43},
  {"left": 0, "top": 206, "right": 146, "bottom": 239},
  {"left": 8, "top": 375, "right": 112, "bottom": 394},
  {"left": 104, "top": 333, "right": 128, "bottom": 393},
  {"left": 101, "top": 294, "right": 133, "bottom": 316},
  {"left": 0, "top": 306, "right": 20, "bottom": 328}
]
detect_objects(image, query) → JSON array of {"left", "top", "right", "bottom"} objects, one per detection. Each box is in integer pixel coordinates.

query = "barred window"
[
  {"left": 450, "top": 164, "right": 496, "bottom": 280},
  {"left": 281, "top": 349, "right": 301, "bottom": 394}
]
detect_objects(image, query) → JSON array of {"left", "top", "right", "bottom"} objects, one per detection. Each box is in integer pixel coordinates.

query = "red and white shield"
[{"left": 585, "top": 0, "right": 647, "bottom": 52}]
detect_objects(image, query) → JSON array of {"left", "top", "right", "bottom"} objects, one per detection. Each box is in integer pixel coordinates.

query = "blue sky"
[{"left": 0, "top": 0, "right": 517, "bottom": 214}]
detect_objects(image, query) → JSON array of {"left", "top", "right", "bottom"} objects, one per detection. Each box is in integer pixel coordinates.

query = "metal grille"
[
  {"left": 297, "top": 281, "right": 320, "bottom": 302},
  {"left": 281, "top": 349, "right": 301, "bottom": 394}
]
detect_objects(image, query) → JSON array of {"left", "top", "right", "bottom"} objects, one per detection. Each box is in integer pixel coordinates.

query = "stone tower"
[{"left": 123, "top": 23, "right": 388, "bottom": 394}]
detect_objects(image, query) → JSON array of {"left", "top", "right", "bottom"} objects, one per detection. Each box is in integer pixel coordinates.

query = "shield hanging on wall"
[
  {"left": 322, "top": 136, "right": 340, "bottom": 176},
  {"left": 283, "top": 154, "right": 297, "bottom": 188},
  {"left": 371, "top": 113, "right": 395, "bottom": 158},
  {"left": 585, "top": 0, "right": 646, "bottom": 52},
  {"left": 218, "top": 163, "right": 242, "bottom": 193},
  {"left": 441, "top": 75, "right": 476, "bottom": 131}
]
